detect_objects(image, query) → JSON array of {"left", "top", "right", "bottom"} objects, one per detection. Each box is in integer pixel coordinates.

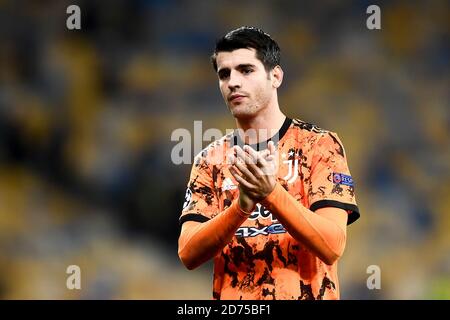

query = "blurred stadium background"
[{"left": 0, "top": 0, "right": 448, "bottom": 299}]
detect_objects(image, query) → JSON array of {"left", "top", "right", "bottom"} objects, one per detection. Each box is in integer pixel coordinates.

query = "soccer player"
[{"left": 178, "top": 27, "right": 360, "bottom": 300}]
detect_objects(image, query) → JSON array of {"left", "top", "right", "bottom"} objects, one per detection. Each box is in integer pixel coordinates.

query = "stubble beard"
[
  {"left": 228, "top": 101, "right": 260, "bottom": 120},
  {"left": 226, "top": 83, "right": 272, "bottom": 120}
]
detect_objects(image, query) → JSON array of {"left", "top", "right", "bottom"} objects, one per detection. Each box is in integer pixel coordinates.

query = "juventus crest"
[{"left": 283, "top": 159, "right": 299, "bottom": 183}]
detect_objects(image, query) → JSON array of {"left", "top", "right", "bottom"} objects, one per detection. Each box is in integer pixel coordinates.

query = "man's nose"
[{"left": 228, "top": 70, "right": 241, "bottom": 90}]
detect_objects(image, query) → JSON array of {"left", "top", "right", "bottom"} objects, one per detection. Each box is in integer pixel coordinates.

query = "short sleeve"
[
  {"left": 179, "top": 151, "right": 219, "bottom": 226},
  {"left": 308, "top": 132, "right": 360, "bottom": 225}
]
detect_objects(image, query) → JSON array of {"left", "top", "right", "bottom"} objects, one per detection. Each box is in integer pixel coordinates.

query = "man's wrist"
[
  {"left": 261, "top": 182, "right": 281, "bottom": 208},
  {"left": 237, "top": 200, "right": 256, "bottom": 217}
]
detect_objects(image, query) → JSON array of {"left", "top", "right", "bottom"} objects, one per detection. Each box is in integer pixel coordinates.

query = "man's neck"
[{"left": 235, "top": 107, "right": 287, "bottom": 145}]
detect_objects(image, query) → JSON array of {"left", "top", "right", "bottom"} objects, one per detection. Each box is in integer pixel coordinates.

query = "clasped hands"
[{"left": 228, "top": 141, "right": 279, "bottom": 213}]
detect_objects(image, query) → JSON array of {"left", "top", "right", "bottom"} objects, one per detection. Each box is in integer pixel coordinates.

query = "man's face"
[{"left": 215, "top": 48, "right": 274, "bottom": 119}]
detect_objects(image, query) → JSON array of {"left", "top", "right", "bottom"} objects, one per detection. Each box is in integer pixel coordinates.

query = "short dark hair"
[{"left": 211, "top": 26, "right": 281, "bottom": 72}]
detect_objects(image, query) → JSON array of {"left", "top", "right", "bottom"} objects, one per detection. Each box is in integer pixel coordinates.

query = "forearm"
[
  {"left": 178, "top": 200, "right": 248, "bottom": 270},
  {"left": 261, "top": 183, "right": 346, "bottom": 265}
]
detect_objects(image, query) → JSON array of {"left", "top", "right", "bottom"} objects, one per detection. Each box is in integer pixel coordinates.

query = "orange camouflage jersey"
[{"left": 179, "top": 117, "right": 360, "bottom": 300}]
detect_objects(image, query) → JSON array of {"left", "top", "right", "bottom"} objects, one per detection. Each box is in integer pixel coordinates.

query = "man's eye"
[
  {"left": 218, "top": 72, "right": 229, "bottom": 80},
  {"left": 243, "top": 69, "right": 253, "bottom": 74}
]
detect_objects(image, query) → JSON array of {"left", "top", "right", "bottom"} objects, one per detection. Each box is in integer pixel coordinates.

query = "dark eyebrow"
[
  {"left": 217, "top": 63, "right": 256, "bottom": 75},
  {"left": 236, "top": 63, "right": 256, "bottom": 70}
]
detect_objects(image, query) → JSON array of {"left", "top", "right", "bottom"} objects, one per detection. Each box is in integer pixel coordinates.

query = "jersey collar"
[{"left": 232, "top": 117, "right": 292, "bottom": 151}]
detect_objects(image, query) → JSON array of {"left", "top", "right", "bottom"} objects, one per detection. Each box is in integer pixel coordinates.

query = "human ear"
[{"left": 271, "top": 66, "right": 283, "bottom": 88}]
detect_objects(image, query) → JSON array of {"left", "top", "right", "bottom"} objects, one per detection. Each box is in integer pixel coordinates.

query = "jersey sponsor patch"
[
  {"left": 332, "top": 173, "right": 354, "bottom": 187},
  {"left": 235, "top": 223, "right": 286, "bottom": 237}
]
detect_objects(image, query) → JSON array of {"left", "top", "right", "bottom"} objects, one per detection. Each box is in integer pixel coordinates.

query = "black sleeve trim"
[
  {"left": 310, "top": 200, "right": 360, "bottom": 225},
  {"left": 179, "top": 213, "right": 210, "bottom": 226}
]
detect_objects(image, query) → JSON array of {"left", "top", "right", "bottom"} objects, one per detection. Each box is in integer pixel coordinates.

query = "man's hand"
[{"left": 229, "top": 141, "right": 278, "bottom": 211}]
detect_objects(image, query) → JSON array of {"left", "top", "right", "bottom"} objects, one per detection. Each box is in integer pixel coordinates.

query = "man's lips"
[{"left": 229, "top": 94, "right": 247, "bottom": 102}]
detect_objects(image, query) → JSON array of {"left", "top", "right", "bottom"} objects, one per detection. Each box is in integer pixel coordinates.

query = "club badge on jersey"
[{"left": 283, "top": 159, "right": 299, "bottom": 183}]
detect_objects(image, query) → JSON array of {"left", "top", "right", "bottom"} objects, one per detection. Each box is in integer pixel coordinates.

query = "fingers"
[
  {"left": 229, "top": 153, "right": 258, "bottom": 187},
  {"left": 268, "top": 141, "right": 276, "bottom": 155},
  {"left": 229, "top": 165, "right": 254, "bottom": 190},
  {"left": 263, "top": 142, "right": 279, "bottom": 176},
  {"left": 258, "top": 149, "right": 270, "bottom": 160},
  {"left": 238, "top": 145, "right": 270, "bottom": 168},
  {"left": 242, "top": 145, "right": 262, "bottom": 162},
  {"left": 234, "top": 158, "right": 259, "bottom": 185},
  {"left": 244, "top": 145, "right": 270, "bottom": 169},
  {"left": 234, "top": 145, "right": 253, "bottom": 163},
  {"left": 234, "top": 146, "right": 265, "bottom": 176},
  {"left": 231, "top": 143, "right": 278, "bottom": 181},
  {"left": 244, "top": 145, "right": 269, "bottom": 165}
]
